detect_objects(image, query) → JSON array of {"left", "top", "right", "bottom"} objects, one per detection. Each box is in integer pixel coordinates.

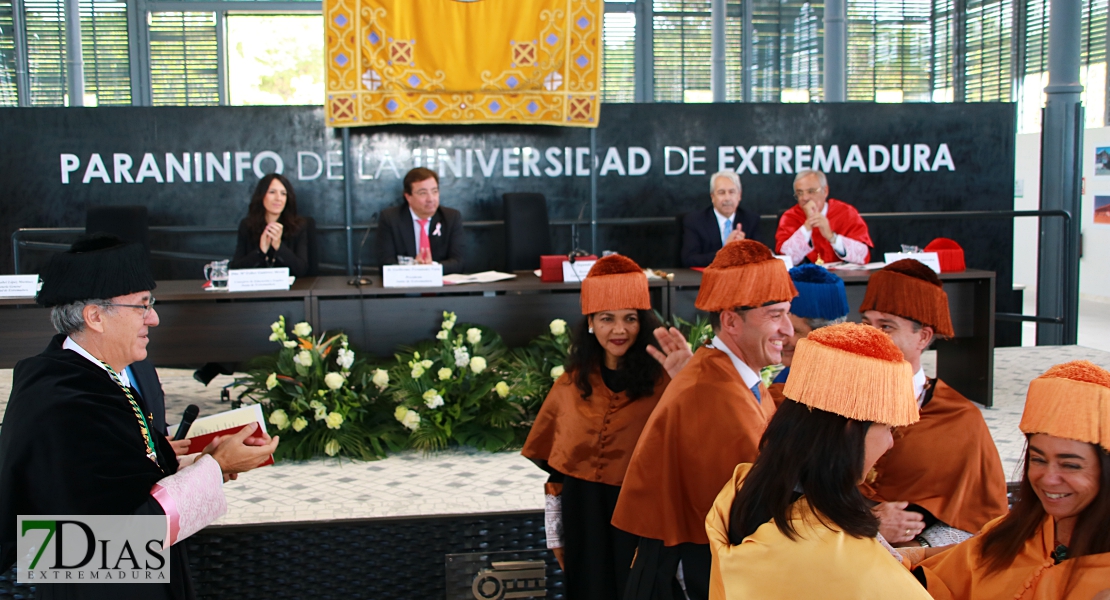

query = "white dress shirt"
[
  {"left": 64, "top": 336, "right": 134, "bottom": 388},
  {"left": 707, "top": 335, "right": 762, "bottom": 392},
  {"left": 913, "top": 368, "right": 928, "bottom": 407},
  {"left": 713, "top": 208, "right": 735, "bottom": 247}
]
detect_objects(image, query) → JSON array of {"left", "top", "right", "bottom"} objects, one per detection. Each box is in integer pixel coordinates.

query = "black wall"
[{"left": 0, "top": 103, "right": 1017, "bottom": 331}]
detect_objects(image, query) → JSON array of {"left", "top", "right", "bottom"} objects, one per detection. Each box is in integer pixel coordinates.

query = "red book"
[{"left": 169, "top": 404, "right": 274, "bottom": 467}]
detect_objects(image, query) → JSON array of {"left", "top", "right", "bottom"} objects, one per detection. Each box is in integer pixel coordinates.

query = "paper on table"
[
  {"left": 442, "top": 271, "right": 518, "bottom": 285},
  {"left": 826, "top": 261, "right": 886, "bottom": 271}
]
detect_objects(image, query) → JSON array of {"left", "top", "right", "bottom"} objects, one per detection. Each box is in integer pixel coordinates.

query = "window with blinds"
[
  {"left": 21, "top": 0, "right": 130, "bottom": 106},
  {"left": 930, "top": 0, "right": 954, "bottom": 101},
  {"left": 751, "top": 0, "right": 823, "bottom": 103},
  {"left": 846, "top": 0, "right": 932, "bottom": 102},
  {"left": 603, "top": 6, "right": 636, "bottom": 102},
  {"left": 148, "top": 11, "right": 219, "bottom": 106},
  {"left": 0, "top": 1, "right": 16, "bottom": 106},
  {"left": 653, "top": 0, "right": 712, "bottom": 102},
  {"left": 964, "top": 0, "right": 1011, "bottom": 102},
  {"left": 1019, "top": 0, "right": 1107, "bottom": 131}
]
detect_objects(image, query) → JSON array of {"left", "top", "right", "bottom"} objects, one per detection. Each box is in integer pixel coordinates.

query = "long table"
[{"left": 0, "top": 268, "right": 995, "bottom": 405}]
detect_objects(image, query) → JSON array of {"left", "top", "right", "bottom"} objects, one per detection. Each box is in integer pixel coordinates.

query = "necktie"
[
  {"left": 416, "top": 218, "right": 431, "bottom": 259},
  {"left": 750, "top": 382, "right": 762, "bottom": 404},
  {"left": 723, "top": 218, "right": 732, "bottom": 246}
]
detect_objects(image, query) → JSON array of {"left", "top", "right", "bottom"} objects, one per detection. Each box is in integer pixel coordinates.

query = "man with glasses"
[
  {"left": 774, "top": 169, "right": 872, "bottom": 265},
  {"left": 0, "top": 234, "right": 278, "bottom": 599},
  {"left": 680, "top": 170, "right": 761, "bottom": 268},
  {"left": 376, "top": 167, "right": 466, "bottom": 274}
]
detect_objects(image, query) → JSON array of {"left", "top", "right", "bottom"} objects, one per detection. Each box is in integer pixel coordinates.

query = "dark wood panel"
[
  {"left": 147, "top": 299, "right": 306, "bottom": 366},
  {"left": 0, "top": 305, "right": 58, "bottom": 365}
]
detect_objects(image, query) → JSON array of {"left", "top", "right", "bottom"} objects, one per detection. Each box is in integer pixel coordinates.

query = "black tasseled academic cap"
[{"left": 36, "top": 233, "right": 156, "bottom": 307}]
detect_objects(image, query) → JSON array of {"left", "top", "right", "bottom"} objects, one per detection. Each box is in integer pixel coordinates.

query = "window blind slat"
[
  {"left": 0, "top": 1, "right": 16, "bottom": 106},
  {"left": 149, "top": 11, "right": 219, "bottom": 106},
  {"left": 603, "top": 9, "right": 636, "bottom": 102}
]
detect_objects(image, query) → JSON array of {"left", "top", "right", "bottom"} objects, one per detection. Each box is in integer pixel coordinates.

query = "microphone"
[
  {"left": 173, "top": 404, "right": 200, "bottom": 441},
  {"left": 348, "top": 221, "right": 375, "bottom": 286}
]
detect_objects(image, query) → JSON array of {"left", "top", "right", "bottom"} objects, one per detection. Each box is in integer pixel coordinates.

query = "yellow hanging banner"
[{"left": 325, "top": 0, "right": 602, "bottom": 127}]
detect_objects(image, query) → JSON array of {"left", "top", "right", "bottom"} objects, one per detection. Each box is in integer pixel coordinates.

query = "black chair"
[
  {"left": 86, "top": 205, "right": 150, "bottom": 253},
  {"left": 503, "top": 193, "right": 552, "bottom": 271}
]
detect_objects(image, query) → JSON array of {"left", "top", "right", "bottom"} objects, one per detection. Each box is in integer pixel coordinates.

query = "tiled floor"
[{"left": 2, "top": 345, "right": 1109, "bottom": 526}]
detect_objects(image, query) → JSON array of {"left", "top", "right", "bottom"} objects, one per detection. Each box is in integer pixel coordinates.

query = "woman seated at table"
[
  {"left": 705, "top": 322, "right": 931, "bottom": 600},
  {"left": 230, "top": 173, "right": 309, "bottom": 277},
  {"left": 914, "top": 360, "right": 1110, "bottom": 600},
  {"left": 522, "top": 254, "right": 692, "bottom": 600}
]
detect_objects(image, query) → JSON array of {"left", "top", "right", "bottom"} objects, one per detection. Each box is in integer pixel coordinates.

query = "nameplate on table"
[
  {"left": 227, "top": 267, "right": 291, "bottom": 292},
  {"left": 0, "top": 275, "right": 39, "bottom": 298},
  {"left": 883, "top": 252, "right": 941, "bottom": 274},
  {"left": 383, "top": 264, "right": 444, "bottom": 287},
  {"left": 562, "top": 260, "right": 595, "bottom": 283}
]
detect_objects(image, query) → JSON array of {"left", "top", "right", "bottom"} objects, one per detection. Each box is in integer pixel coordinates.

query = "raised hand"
[{"left": 646, "top": 326, "right": 694, "bottom": 379}]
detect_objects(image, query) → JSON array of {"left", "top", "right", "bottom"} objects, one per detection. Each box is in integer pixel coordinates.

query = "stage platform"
[{"left": 2, "top": 344, "right": 1109, "bottom": 599}]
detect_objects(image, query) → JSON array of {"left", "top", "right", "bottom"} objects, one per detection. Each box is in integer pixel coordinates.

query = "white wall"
[{"left": 1013, "top": 126, "right": 1110, "bottom": 303}]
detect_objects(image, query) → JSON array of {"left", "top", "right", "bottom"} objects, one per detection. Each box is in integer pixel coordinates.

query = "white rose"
[
  {"left": 436, "top": 330, "right": 449, "bottom": 340},
  {"left": 466, "top": 328, "right": 482, "bottom": 345},
  {"left": 549, "top": 319, "right": 567, "bottom": 336},
  {"left": 495, "top": 381, "right": 510, "bottom": 398},
  {"left": 293, "top": 322, "right": 313, "bottom": 337},
  {"left": 411, "top": 364, "right": 426, "bottom": 378},
  {"left": 324, "top": 439, "right": 341, "bottom": 457},
  {"left": 401, "top": 409, "right": 421, "bottom": 431},
  {"left": 421, "top": 359, "right": 434, "bottom": 369},
  {"left": 394, "top": 405, "right": 408, "bottom": 421},
  {"left": 438, "top": 367, "right": 453, "bottom": 381},
  {"left": 372, "top": 369, "right": 390, "bottom": 390},
  {"left": 336, "top": 347, "right": 355, "bottom": 370},
  {"left": 550, "top": 365, "right": 565, "bottom": 379},
  {"left": 294, "top": 350, "right": 313, "bottom": 367},
  {"left": 324, "top": 372, "right": 346, "bottom": 390},
  {"left": 283, "top": 341, "right": 298, "bottom": 349},
  {"left": 469, "top": 356, "right": 487, "bottom": 374},
  {"left": 268, "top": 409, "right": 289, "bottom": 431},
  {"left": 292, "top": 417, "right": 308, "bottom": 432},
  {"left": 325, "top": 411, "right": 344, "bottom": 430},
  {"left": 453, "top": 348, "right": 470, "bottom": 369},
  {"left": 422, "top": 389, "right": 445, "bottom": 409},
  {"left": 265, "top": 373, "right": 278, "bottom": 390}
]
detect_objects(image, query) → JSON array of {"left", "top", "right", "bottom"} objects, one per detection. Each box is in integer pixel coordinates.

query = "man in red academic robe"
[{"left": 775, "top": 170, "right": 872, "bottom": 265}]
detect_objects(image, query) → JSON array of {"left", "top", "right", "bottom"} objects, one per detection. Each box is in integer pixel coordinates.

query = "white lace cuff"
[
  {"left": 918, "top": 522, "right": 973, "bottom": 548},
  {"left": 150, "top": 455, "right": 227, "bottom": 546},
  {"left": 544, "top": 493, "right": 563, "bottom": 549}
]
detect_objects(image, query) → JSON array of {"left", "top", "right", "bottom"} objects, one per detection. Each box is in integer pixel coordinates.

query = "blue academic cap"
[{"left": 788, "top": 264, "right": 849, "bottom": 320}]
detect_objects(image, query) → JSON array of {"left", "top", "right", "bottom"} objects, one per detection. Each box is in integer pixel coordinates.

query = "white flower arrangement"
[
  {"left": 293, "top": 322, "right": 313, "bottom": 337},
  {"left": 294, "top": 350, "right": 313, "bottom": 367},
  {"left": 372, "top": 368, "right": 390, "bottom": 390},
  {"left": 438, "top": 367, "right": 453, "bottom": 381},
  {"left": 466, "top": 328, "right": 482, "bottom": 345},
  {"left": 310, "top": 400, "right": 327, "bottom": 421},
  {"left": 550, "top": 365, "right": 565, "bottom": 379},
  {"left": 470, "top": 356, "right": 487, "bottom": 374},
  {"left": 292, "top": 417, "right": 308, "bottom": 432},
  {"left": 324, "top": 372, "right": 346, "bottom": 390},
  {"left": 325, "top": 411, "right": 344, "bottom": 430},
  {"left": 549, "top": 319, "right": 567, "bottom": 336},
  {"left": 453, "top": 347, "right": 470, "bottom": 369},
  {"left": 336, "top": 347, "right": 355, "bottom": 370},
  {"left": 268, "top": 409, "right": 289, "bottom": 430},
  {"left": 436, "top": 330, "right": 449, "bottom": 340},
  {"left": 495, "top": 381, "right": 510, "bottom": 398},
  {"left": 265, "top": 373, "right": 278, "bottom": 390},
  {"left": 324, "top": 439, "right": 341, "bottom": 457},
  {"left": 395, "top": 406, "right": 422, "bottom": 430},
  {"left": 422, "top": 389, "right": 445, "bottom": 409}
]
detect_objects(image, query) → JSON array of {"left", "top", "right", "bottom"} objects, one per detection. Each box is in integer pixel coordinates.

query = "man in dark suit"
[
  {"left": 680, "top": 170, "right": 760, "bottom": 268},
  {"left": 376, "top": 167, "right": 465, "bottom": 274},
  {"left": 128, "top": 357, "right": 194, "bottom": 455}
]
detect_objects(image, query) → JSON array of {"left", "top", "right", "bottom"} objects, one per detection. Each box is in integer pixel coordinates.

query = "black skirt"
[{"left": 561, "top": 475, "right": 639, "bottom": 600}]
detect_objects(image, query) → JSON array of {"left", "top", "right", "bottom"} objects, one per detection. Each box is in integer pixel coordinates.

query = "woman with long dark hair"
[
  {"left": 522, "top": 254, "right": 691, "bottom": 600},
  {"left": 915, "top": 361, "right": 1110, "bottom": 599},
  {"left": 229, "top": 173, "right": 309, "bottom": 276},
  {"left": 705, "top": 322, "right": 931, "bottom": 599}
]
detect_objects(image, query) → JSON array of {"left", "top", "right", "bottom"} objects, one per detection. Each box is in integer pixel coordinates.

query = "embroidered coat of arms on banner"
[{"left": 325, "top": 0, "right": 602, "bottom": 127}]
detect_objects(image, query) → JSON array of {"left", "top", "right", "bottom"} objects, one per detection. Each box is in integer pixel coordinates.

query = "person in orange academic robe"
[
  {"left": 859, "top": 259, "right": 1008, "bottom": 547},
  {"left": 775, "top": 170, "right": 872, "bottom": 265},
  {"left": 915, "top": 361, "right": 1110, "bottom": 599},
  {"left": 612, "top": 240, "right": 797, "bottom": 600},
  {"left": 521, "top": 254, "right": 692, "bottom": 600},
  {"left": 706, "top": 323, "right": 929, "bottom": 600}
]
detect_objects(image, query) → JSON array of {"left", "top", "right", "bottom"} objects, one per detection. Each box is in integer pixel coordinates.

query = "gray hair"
[
  {"left": 51, "top": 299, "right": 113, "bottom": 335},
  {"left": 793, "top": 169, "right": 828, "bottom": 188},
  {"left": 804, "top": 315, "right": 847, "bottom": 330},
  {"left": 710, "top": 170, "right": 742, "bottom": 194}
]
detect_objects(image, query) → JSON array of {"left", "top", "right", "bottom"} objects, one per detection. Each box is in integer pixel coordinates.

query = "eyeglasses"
[
  {"left": 793, "top": 187, "right": 824, "bottom": 199},
  {"left": 104, "top": 297, "right": 157, "bottom": 318}
]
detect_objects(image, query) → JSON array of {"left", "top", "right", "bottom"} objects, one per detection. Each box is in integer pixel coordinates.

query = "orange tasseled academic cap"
[
  {"left": 694, "top": 240, "right": 797, "bottom": 312},
  {"left": 1020, "top": 360, "right": 1110, "bottom": 452},
  {"left": 859, "top": 259, "right": 955, "bottom": 338},
  {"left": 782, "top": 322, "right": 919, "bottom": 427},
  {"left": 580, "top": 254, "right": 652, "bottom": 315}
]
